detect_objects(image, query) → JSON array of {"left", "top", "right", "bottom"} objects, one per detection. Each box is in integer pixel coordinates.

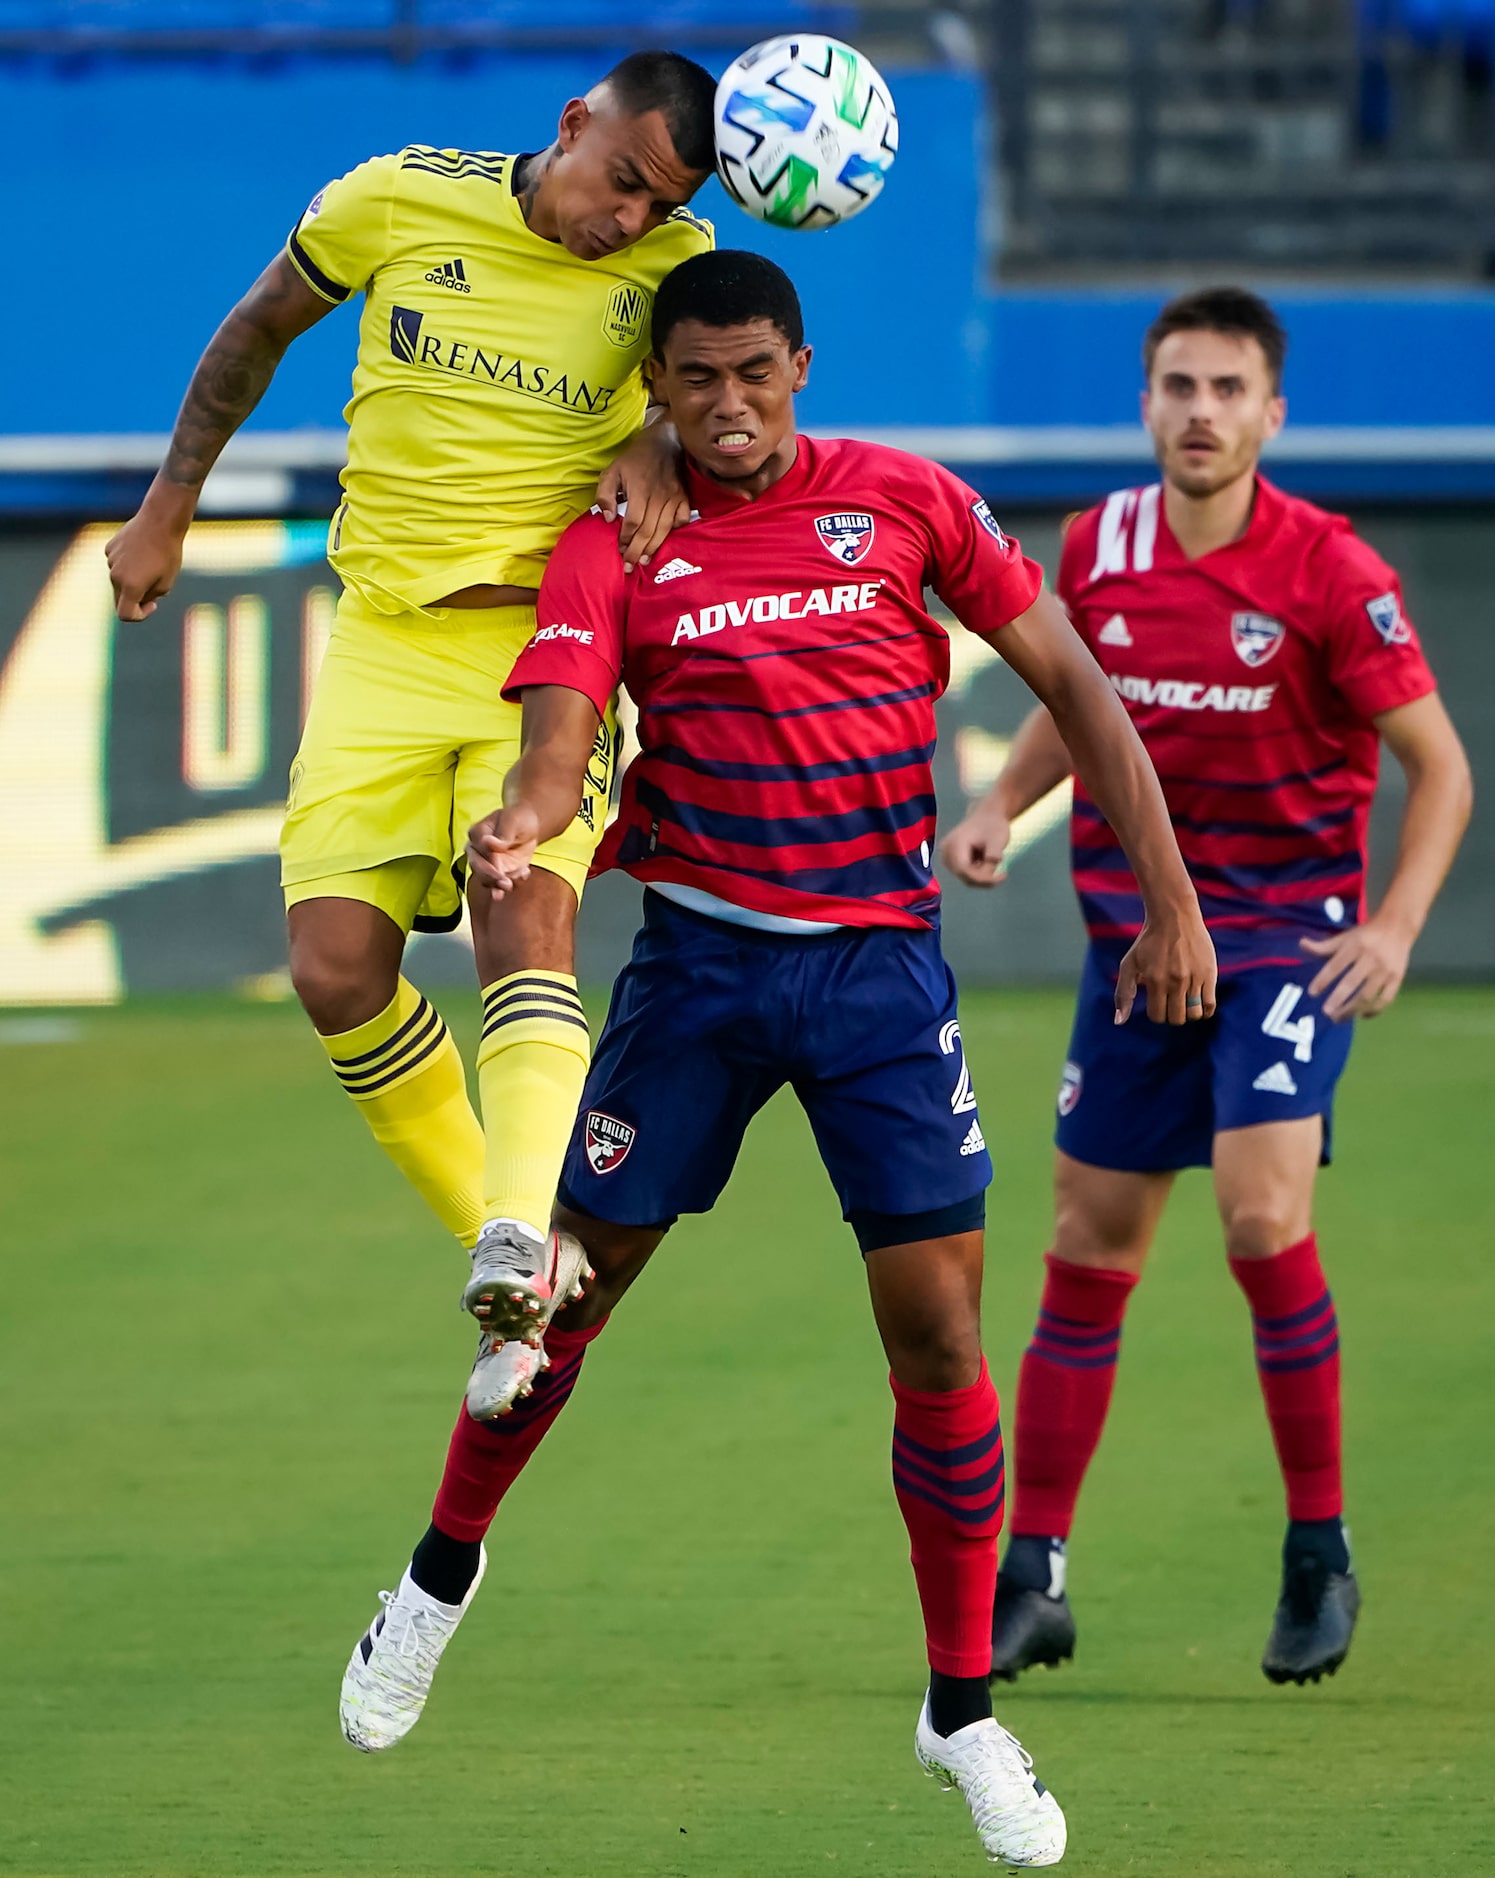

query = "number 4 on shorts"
[{"left": 1262, "top": 984, "right": 1315, "bottom": 1062}]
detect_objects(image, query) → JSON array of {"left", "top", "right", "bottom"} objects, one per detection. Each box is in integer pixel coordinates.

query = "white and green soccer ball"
[{"left": 714, "top": 35, "right": 899, "bottom": 230}]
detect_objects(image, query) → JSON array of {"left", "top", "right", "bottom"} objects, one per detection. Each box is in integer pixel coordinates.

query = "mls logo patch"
[
  {"left": 1366, "top": 590, "right": 1410, "bottom": 645},
  {"left": 584, "top": 1111, "right": 635, "bottom": 1176},
  {"left": 1230, "top": 612, "right": 1285, "bottom": 668},
  {"left": 815, "top": 511, "right": 875, "bottom": 566},
  {"left": 970, "top": 498, "right": 1008, "bottom": 548},
  {"left": 1057, "top": 1060, "right": 1083, "bottom": 1117}
]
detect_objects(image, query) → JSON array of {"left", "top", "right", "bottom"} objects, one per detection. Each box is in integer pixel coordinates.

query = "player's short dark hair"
[
  {"left": 652, "top": 250, "right": 805, "bottom": 357},
  {"left": 600, "top": 49, "right": 718, "bottom": 174},
  {"left": 1143, "top": 286, "right": 1288, "bottom": 391}
]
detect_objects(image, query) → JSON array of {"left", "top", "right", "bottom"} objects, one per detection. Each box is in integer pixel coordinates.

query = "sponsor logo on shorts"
[
  {"left": 970, "top": 498, "right": 1008, "bottom": 548},
  {"left": 1057, "top": 1059, "right": 1083, "bottom": 1116},
  {"left": 1230, "top": 612, "right": 1284, "bottom": 667},
  {"left": 584, "top": 1111, "right": 635, "bottom": 1175},
  {"left": 533, "top": 622, "right": 594, "bottom": 645},
  {"left": 1110, "top": 673, "right": 1275, "bottom": 713},
  {"left": 671, "top": 582, "right": 881, "bottom": 646},
  {"left": 960, "top": 1118, "right": 986, "bottom": 1156},
  {"left": 1365, "top": 590, "right": 1410, "bottom": 645},
  {"left": 1252, "top": 1060, "right": 1299, "bottom": 1096},
  {"left": 814, "top": 511, "right": 875, "bottom": 566}
]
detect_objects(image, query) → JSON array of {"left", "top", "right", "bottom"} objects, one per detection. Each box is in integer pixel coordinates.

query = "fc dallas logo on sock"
[{"left": 584, "top": 1111, "right": 635, "bottom": 1175}]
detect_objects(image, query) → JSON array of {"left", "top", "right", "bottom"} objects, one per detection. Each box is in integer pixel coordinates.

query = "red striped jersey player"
[{"left": 944, "top": 286, "right": 1472, "bottom": 1689}]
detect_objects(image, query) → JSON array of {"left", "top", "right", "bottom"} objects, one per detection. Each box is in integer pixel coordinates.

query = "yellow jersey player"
[{"left": 105, "top": 52, "right": 716, "bottom": 1415}]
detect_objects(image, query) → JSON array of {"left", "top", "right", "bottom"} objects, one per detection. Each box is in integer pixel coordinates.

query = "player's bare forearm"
[
  {"left": 467, "top": 686, "right": 603, "bottom": 896},
  {"left": 107, "top": 254, "right": 332, "bottom": 619},
  {"left": 940, "top": 706, "right": 1072, "bottom": 887},
  {"left": 1304, "top": 692, "right": 1472, "bottom": 1018},
  {"left": 997, "top": 589, "right": 1215, "bottom": 1022}
]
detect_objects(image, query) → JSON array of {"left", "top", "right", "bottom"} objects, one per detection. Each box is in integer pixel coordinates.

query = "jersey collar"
[
  {"left": 682, "top": 433, "right": 813, "bottom": 517},
  {"left": 1155, "top": 471, "right": 1287, "bottom": 566}
]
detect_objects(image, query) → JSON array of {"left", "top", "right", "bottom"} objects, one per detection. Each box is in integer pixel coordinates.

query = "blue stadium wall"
[{"left": 5, "top": 54, "right": 1495, "bottom": 437}]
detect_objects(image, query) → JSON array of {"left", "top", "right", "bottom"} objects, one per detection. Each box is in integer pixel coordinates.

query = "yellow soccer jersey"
[{"left": 286, "top": 147, "right": 713, "bottom": 612}]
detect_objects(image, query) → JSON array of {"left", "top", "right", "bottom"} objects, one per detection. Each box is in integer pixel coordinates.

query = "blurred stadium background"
[{"left": 2, "top": 0, "right": 1492, "bottom": 1003}]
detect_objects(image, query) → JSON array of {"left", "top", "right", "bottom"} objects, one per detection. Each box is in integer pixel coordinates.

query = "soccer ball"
[{"left": 714, "top": 35, "right": 899, "bottom": 230}]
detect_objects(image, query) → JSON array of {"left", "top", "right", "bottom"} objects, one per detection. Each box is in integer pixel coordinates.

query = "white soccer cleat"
[
  {"left": 461, "top": 1222, "right": 593, "bottom": 1348},
  {"left": 339, "top": 1549, "right": 486, "bottom": 1753},
  {"left": 465, "top": 1330, "right": 549, "bottom": 1422},
  {"left": 915, "top": 1696, "right": 1067, "bottom": 1867}
]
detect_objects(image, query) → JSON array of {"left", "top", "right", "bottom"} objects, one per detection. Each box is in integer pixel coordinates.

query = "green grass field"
[{"left": 3, "top": 986, "right": 1493, "bottom": 1878}]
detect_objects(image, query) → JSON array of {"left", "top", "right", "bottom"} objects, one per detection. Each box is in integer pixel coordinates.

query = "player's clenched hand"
[
  {"left": 596, "top": 421, "right": 690, "bottom": 573},
  {"left": 1115, "top": 904, "right": 1217, "bottom": 1025},
  {"left": 1301, "top": 918, "right": 1412, "bottom": 1021},
  {"left": 105, "top": 512, "right": 186, "bottom": 621},
  {"left": 466, "top": 805, "right": 541, "bottom": 899},
  {"left": 940, "top": 803, "right": 1013, "bottom": 887}
]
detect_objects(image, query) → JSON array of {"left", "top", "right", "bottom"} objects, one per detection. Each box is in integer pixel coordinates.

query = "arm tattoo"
[{"left": 160, "top": 265, "right": 309, "bottom": 490}]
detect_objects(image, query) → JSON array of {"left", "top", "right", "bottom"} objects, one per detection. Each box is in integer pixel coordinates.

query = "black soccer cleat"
[
  {"left": 990, "top": 1572, "right": 1077, "bottom": 1683},
  {"left": 1261, "top": 1553, "right": 1361, "bottom": 1685}
]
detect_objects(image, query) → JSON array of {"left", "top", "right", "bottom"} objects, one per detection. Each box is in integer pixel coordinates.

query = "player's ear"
[
  {"left": 556, "top": 97, "right": 590, "bottom": 153},
  {"left": 791, "top": 344, "right": 812, "bottom": 393},
  {"left": 1263, "top": 392, "right": 1286, "bottom": 442}
]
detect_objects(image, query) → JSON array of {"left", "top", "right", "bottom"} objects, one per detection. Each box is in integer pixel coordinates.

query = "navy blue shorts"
[
  {"left": 1055, "top": 941, "right": 1356, "bottom": 1173},
  {"left": 559, "top": 895, "right": 992, "bottom": 1245}
]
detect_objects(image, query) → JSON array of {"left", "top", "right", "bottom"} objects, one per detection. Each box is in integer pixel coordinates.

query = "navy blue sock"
[
  {"left": 1002, "top": 1534, "right": 1066, "bottom": 1597},
  {"left": 1285, "top": 1516, "right": 1350, "bottom": 1576},
  {"left": 409, "top": 1521, "right": 483, "bottom": 1606}
]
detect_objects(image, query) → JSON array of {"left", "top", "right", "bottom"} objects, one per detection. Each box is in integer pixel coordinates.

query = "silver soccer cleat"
[
  {"left": 465, "top": 1331, "right": 549, "bottom": 1422},
  {"left": 915, "top": 1695, "right": 1067, "bottom": 1866},
  {"left": 460, "top": 1223, "right": 593, "bottom": 1349}
]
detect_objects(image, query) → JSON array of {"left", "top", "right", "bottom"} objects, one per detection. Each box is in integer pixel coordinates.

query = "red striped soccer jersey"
[
  {"left": 1058, "top": 476, "right": 1436, "bottom": 970},
  {"left": 506, "top": 435, "right": 1043, "bottom": 927}
]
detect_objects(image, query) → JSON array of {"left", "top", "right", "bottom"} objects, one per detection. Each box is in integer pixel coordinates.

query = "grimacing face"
[
  {"left": 1142, "top": 327, "right": 1286, "bottom": 499},
  {"left": 652, "top": 317, "right": 812, "bottom": 484},
  {"left": 538, "top": 95, "right": 707, "bottom": 260}
]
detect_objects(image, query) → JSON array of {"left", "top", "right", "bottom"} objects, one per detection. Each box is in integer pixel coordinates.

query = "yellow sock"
[
  {"left": 321, "top": 978, "right": 485, "bottom": 1249},
  {"left": 476, "top": 971, "right": 591, "bottom": 1241}
]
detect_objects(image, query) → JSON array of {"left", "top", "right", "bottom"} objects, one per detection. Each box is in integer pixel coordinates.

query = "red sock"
[
  {"left": 1010, "top": 1254, "right": 1139, "bottom": 1540},
  {"left": 431, "top": 1320, "right": 606, "bottom": 1542},
  {"left": 1229, "top": 1234, "right": 1341, "bottom": 1522},
  {"left": 890, "top": 1358, "right": 1006, "bottom": 1678}
]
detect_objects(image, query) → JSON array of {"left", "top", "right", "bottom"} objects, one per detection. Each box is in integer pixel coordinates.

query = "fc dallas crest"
[
  {"left": 814, "top": 511, "right": 875, "bottom": 565},
  {"left": 584, "top": 1110, "right": 635, "bottom": 1175},
  {"left": 1230, "top": 612, "right": 1284, "bottom": 668}
]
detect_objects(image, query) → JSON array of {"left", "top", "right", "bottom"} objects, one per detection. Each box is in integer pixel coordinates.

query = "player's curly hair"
[
  {"left": 1144, "top": 287, "right": 1288, "bottom": 391},
  {"left": 601, "top": 49, "right": 718, "bottom": 174},
  {"left": 652, "top": 250, "right": 805, "bottom": 356}
]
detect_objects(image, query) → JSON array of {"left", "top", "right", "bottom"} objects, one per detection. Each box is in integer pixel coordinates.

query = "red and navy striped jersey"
[
  {"left": 507, "top": 435, "right": 1043, "bottom": 928},
  {"left": 1058, "top": 476, "right": 1436, "bottom": 971}
]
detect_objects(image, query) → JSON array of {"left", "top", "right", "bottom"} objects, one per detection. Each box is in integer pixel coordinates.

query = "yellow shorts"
[{"left": 280, "top": 589, "right": 616, "bottom": 933}]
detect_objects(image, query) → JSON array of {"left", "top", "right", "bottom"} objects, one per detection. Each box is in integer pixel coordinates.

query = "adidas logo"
[
  {"left": 960, "top": 1119, "right": 986, "bottom": 1156},
  {"left": 424, "top": 258, "right": 471, "bottom": 293},
  {"left": 652, "top": 556, "right": 702, "bottom": 583},
  {"left": 1097, "top": 613, "right": 1133, "bottom": 647},
  {"left": 1253, "top": 1060, "right": 1298, "bottom": 1096}
]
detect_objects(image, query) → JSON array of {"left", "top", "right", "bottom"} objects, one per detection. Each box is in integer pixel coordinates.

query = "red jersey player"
[
  {"left": 944, "top": 287, "right": 1472, "bottom": 1687},
  {"left": 337, "top": 250, "right": 1219, "bottom": 1869}
]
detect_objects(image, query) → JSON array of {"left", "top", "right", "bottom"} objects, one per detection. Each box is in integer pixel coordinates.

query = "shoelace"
[
  {"left": 367, "top": 1591, "right": 451, "bottom": 1702},
  {"left": 960, "top": 1726, "right": 1044, "bottom": 1841}
]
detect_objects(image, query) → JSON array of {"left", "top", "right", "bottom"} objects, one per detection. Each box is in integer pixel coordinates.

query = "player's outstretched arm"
[
  {"left": 941, "top": 705, "right": 1073, "bottom": 887},
  {"left": 996, "top": 588, "right": 1217, "bottom": 1025},
  {"left": 1302, "top": 692, "right": 1472, "bottom": 1020},
  {"left": 105, "top": 254, "right": 335, "bottom": 621},
  {"left": 466, "top": 686, "right": 603, "bottom": 900}
]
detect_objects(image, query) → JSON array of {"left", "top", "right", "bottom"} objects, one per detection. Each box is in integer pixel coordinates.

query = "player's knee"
[
  {"left": 886, "top": 1319, "right": 984, "bottom": 1394},
  {"left": 287, "top": 942, "right": 393, "bottom": 1036},
  {"left": 1051, "top": 1205, "right": 1150, "bottom": 1274},
  {"left": 1222, "top": 1203, "right": 1302, "bottom": 1263}
]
